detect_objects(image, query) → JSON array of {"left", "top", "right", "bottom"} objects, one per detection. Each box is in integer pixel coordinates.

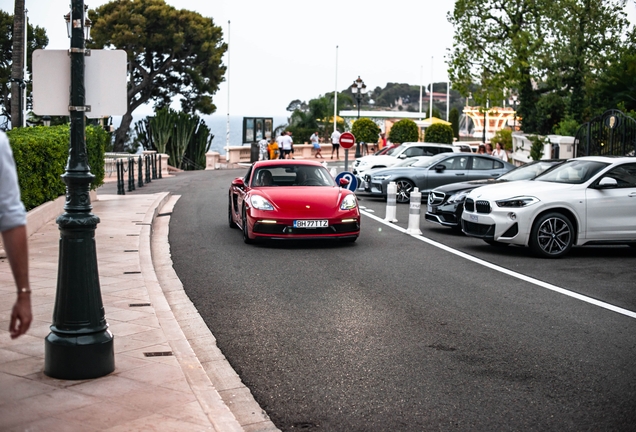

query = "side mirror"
[
  {"left": 596, "top": 177, "right": 617, "bottom": 188},
  {"left": 398, "top": 154, "right": 407, "bottom": 159},
  {"left": 339, "top": 178, "right": 350, "bottom": 187},
  {"left": 434, "top": 164, "right": 446, "bottom": 172},
  {"left": 232, "top": 178, "right": 245, "bottom": 188}
]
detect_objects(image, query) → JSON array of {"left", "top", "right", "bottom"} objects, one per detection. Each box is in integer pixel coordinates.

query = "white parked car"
[
  {"left": 352, "top": 143, "right": 465, "bottom": 176},
  {"left": 461, "top": 156, "right": 636, "bottom": 258}
]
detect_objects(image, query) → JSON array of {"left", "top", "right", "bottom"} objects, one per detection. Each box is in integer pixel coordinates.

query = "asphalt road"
[{"left": 101, "top": 168, "right": 636, "bottom": 431}]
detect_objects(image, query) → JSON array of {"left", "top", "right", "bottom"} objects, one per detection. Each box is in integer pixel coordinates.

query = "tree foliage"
[
  {"left": 351, "top": 118, "right": 380, "bottom": 145},
  {"left": 424, "top": 123, "right": 454, "bottom": 144},
  {"left": 449, "top": 107, "right": 460, "bottom": 138},
  {"left": 447, "top": 0, "right": 630, "bottom": 133},
  {"left": 89, "top": 0, "right": 227, "bottom": 151},
  {"left": 0, "top": 9, "right": 48, "bottom": 128},
  {"left": 388, "top": 119, "right": 419, "bottom": 144},
  {"left": 491, "top": 128, "right": 513, "bottom": 152}
]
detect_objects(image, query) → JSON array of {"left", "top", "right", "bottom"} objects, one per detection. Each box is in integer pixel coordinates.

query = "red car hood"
[{"left": 253, "top": 186, "right": 354, "bottom": 218}]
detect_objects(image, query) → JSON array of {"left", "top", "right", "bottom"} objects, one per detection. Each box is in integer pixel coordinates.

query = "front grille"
[
  {"left": 428, "top": 191, "right": 445, "bottom": 205},
  {"left": 465, "top": 198, "right": 474, "bottom": 212},
  {"left": 462, "top": 220, "right": 495, "bottom": 238},
  {"left": 475, "top": 200, "right": 491, "bottom": 214}
]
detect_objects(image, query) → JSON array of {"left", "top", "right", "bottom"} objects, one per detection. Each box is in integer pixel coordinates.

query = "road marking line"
[{"left": 361, "top": 209, "right": 636, "bottom": 320}]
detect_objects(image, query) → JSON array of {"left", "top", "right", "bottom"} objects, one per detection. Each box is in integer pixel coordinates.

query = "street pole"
[
  {"left": 44, "top": 0, "right": 114, "bottom": 380},
  {"left": 354, "top": 92, "right": 361, "bottom": 158}
]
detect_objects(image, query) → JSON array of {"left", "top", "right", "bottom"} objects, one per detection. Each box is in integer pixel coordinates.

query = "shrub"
[
  {"left": 350, "top": 118, "right": 381, "bottom": 145},
  {"left": 449, "top": 108, "right": 460, "bottom": 138},
  {"left": 388, "top": 119, "right": 419, "bottom": 144},
  {"left": 424, "top": 123, "right": 454, "bottom": 144},
  {"left": 553, "top": 116, "right": 579, "bottom": 137},
  {"left": 527, "top": 135, "right": 546, "bottom": 161},
  {"left": 7, "top": 125, "right": 107, "bottom": 210},
  {"left": 491, "top": 128, "right": 513, "bottom": 152}
]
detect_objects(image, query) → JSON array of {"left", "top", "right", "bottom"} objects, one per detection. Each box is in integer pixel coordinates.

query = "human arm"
[{"left": 3, "top": 225, "right": 31, "bottom": 339}]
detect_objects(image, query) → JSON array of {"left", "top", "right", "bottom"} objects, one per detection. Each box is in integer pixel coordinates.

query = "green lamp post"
[{"left": 44, "top": 0, "right": 115, "bottom": 380}]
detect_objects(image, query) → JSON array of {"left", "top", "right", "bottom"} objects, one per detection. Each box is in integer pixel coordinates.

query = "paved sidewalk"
[{"left": 0, "top": 192, "right": 276, "bottom": 431}]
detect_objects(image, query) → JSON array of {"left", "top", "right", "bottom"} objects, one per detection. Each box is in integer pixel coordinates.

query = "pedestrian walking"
[
  {"left": 268, "top": 139, "right": 279, "bottom": 160},
  {"left": 331, "top": 129, "right": 341, "bottom": 160},
  {"left": 280, "top": 131, "right": 294, "bottom": 159},
  {"left": 258, "top": 137, "right": 269, "bottom": 160},
  {"left": 0, "top": 131, "right": 32, "bottom": 339},
  {"left": 276, "top": 133, "right": 285, "bottom": 159},
  {"left": 310, "top": 131, "right": 323, "bottom": 158},
  {"left": 491, "top": 142, "right": 508, "bottom": 161}
]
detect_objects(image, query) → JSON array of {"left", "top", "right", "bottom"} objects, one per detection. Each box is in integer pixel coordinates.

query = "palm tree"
[{"left": 10, "top": 0, "right": 25, "bottom": 128}]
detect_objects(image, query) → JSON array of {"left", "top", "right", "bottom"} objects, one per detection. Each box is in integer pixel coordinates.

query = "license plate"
[
  {"left": 294, "top": 220, "right": 328, "bottom": 228},
  {"left": 469, "top": 214, "right": 478, "bottom": 222},
  {"left": 427, "top": 205, "right": 433, "bottom": 213}
]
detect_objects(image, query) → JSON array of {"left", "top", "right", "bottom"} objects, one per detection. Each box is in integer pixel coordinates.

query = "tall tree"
[
  {"left": 447, "top": 0, "right": 546, "bottom": 132},
  {"left": 0, "top": 9, "right": 48, "bottom": 129},
  {"left": 89, "top": 0, "right": 227, "bottom": 151},
  {"left": 540, "top": 0, "right": 629, "bottom": 123}
]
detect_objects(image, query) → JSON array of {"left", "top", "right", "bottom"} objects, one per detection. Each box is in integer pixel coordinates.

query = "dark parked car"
[
  {"left": 363, "top": 153, "right": 515, "bottom": 203},
  {"left": 425, "top": 159, "right": 563, "bottom": 230}
]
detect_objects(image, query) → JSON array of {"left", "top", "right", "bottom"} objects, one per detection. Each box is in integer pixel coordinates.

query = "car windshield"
[
  {"left": 385, "top": 145, "right": 403, "bottom": 156},
  {"left": 393, "top": 157, "right": 425, "bottom": 168},
  {"left": 535, "top": 160, "right": 609, "bottom": 184},
  {"left": 499, "top": 161, "right": 560, "bottom": 181},
  {"left": 411, "top": 153, "right": 449, "bottom": 168},
  {"left": 252, "top": 165, "right": 336, "bottom": 187}
]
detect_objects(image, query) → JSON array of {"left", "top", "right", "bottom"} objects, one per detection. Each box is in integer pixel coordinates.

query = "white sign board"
[{"left": 32, "top": 49, "right": 127, "bottom": 118}]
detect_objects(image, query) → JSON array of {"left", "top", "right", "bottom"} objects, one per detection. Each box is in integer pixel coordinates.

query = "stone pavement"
[{"left": 0, "top": 192, "right": 278, "bottom": 431}]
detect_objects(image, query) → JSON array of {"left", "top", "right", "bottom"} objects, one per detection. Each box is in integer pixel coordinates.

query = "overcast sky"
[{"left": 4, "top": 0, "right": 636, "bottom": 119}]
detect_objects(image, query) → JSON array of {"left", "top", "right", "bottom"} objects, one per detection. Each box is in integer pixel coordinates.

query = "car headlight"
[
  {"left": 340, "top": 194, "right": 357, "bottom": 210},
  {"left": 372, "top": 174, "right": 391, "bottom": 181},
  {"left": 250, "top": 195, "right": 274, "bottom": 210},
  {"left": 358, "top": 161, "right": 368, "bottom": 167},
  {"left": 447, "top": 190, "right": 470, "bottom": 203},
  {"left": 495, "top": 196, "right": 539, "bottom": 208}
]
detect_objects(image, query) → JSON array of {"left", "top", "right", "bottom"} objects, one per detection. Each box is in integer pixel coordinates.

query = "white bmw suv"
[{"left": 461, "top": 156, "right": 636, "bottom": 258}]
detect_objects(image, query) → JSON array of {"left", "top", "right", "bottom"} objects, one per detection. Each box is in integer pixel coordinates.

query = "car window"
[
  {"left": 404, "top": 147, "right": 431, "bottom": 157},
  {"left": 437, "top": 156, "right": 468, "bottom": 170},
  {"left": 598, "top": 163, "right": 636, "bottom": 187},
  {"left": 252, "top": 165, "right": 335, "bottom": 187},
  {"left": 412, "top": 153, "right": 448, "bottom": 167},
  {"left": 472, "top": 157, "right": 503, "bottom": 170},
  {"left": 537, "top": 160, "right": 609, "bottom": 184},
  {"left": 499, "top": 161, "right": 560, "bottom": 181},
  {"left": 386, "top": 145, "right": 402, "bottom": 156}
]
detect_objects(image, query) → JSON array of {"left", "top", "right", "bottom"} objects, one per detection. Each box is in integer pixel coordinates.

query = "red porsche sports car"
[{"left": 228, "top": 160, "right": 361, "bottom": 243}]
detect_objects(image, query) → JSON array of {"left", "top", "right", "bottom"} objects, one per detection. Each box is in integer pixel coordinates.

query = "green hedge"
[{"left": 6, "top": 125, "right": 107, "bottom": 210}]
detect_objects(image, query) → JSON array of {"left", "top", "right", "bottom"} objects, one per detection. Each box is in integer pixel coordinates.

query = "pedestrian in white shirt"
[
  {"left": 330, "top": 129, "right": 341, "bottom": 160},
  {"left": 491, "top": 142, "right": 508, "bottom": 161}
]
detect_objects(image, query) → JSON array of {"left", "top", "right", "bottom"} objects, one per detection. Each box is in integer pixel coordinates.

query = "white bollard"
[
  {"left": 384, "top": 182, "right": 398, "bottom": 223},
  {"left": 406, "top": 187, "right": 422, "bottom": 235}
]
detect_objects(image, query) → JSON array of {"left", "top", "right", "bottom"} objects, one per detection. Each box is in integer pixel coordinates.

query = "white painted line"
[{"left": 361, "top": 209, "right": 636, "bottom": 320}]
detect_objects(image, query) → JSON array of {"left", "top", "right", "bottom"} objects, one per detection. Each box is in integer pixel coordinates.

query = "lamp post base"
[{"left": 44, "top": 330, "right": 114, "bottom": 380}]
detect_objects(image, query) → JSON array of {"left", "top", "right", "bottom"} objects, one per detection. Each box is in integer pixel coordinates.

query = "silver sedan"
[{"left": 363, "top": 153, "right": 515, "bottom": 202}]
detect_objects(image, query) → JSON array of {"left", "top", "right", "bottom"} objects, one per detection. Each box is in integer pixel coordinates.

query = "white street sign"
[{"left": 32, "top": 49, "right": 127, "bottom": 118}]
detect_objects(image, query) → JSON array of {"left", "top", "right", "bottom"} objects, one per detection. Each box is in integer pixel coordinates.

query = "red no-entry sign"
[{"left": 339, "top": 132, "right": 355, "bottom": 149}]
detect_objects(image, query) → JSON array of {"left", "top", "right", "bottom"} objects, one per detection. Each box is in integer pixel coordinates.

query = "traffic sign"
[
  {"left": 334, "top": 171, "right": 358, "bottom": 191},
  {"left": 339, "top": 132, "right": 355, "bottom": 149}
]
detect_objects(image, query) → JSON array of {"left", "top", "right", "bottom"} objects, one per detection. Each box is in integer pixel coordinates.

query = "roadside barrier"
[
  {"left": 384, "top": 182, "right": 398, "bottom": 222},
  {"left": 406, "top": 187, "right": 422, "bottom": 235},
  {"left": 114, "top": 155, "right": 163, "bottom": 195}
]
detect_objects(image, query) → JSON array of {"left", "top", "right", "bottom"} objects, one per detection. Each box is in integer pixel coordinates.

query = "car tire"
[
  {"left": 395, "top": 179, "right": 415, "bottom": 203},
  {"left": 228, "top": 194, "right": 237, "bottom": 229},
  {"left": 529, "top": 212, "right": 573, "bottom": 258},
  {"left": 242, "top": 207, "right": 253, "bottom": 244}
]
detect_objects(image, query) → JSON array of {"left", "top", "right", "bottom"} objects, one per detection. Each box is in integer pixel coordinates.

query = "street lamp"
[
  {"left": 350, "top": 76, "right": 367, "bottom": 158},
  {"left": 45, "top": 0, "right": 115, "bottom": 380},
  {"left": 509, "top": 93, "right": 518, "bottom": 132}
]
